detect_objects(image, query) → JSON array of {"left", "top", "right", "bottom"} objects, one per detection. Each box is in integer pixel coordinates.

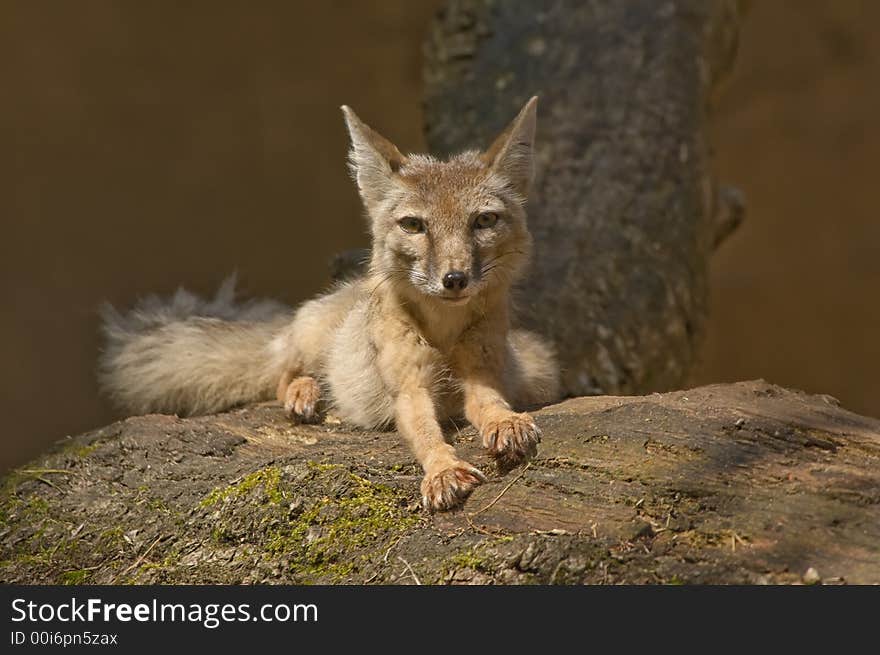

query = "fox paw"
[
  {"left": 282, "top": 376, "right": 321, "bottom": 422},
  {"left": 481, "top": 412, "right": 541, "bottom": 467},
  {"left": 421, "top": 463, "right": 487, "bottom": 512}
]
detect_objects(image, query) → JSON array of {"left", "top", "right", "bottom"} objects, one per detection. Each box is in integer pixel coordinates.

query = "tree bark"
[
  {"left": 2, "top": 381, "right": 878, "bottom": 585},
  {"left": 424, "top": 0, "right": 745, "bottom": 396}
]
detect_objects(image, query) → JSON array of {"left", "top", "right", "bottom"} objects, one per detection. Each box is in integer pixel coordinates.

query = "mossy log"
[{"left": 2, "top": 381, "right": 878, "bottom": 585}]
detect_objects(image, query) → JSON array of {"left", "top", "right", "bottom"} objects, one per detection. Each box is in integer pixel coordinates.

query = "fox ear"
[
  {"left": 341, "top": 105, "right": 407, "bottom": 207},
  {"left": 481, "top": 96, "right": 538, "bottom": 197}
]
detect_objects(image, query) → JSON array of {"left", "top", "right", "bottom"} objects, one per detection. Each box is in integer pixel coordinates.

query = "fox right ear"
[
  {"left": 480, "top": 96, "right": 538, "bottom": 198},
  {"left": 341, "top": 106, "right": 407, "bottom": 207}
]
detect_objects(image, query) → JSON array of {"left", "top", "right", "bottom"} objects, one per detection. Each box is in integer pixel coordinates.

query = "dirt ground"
[{"left": 2, "top": 1, "right": 878, "bottom": 472}]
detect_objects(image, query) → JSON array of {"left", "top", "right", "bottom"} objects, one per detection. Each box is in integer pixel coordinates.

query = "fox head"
[{"left": 341, "top": 98, "right": 538, "bottom": 306}]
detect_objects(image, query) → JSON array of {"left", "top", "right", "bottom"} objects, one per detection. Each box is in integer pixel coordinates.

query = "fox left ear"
[
  {"left": 480, "top": 96, "right": 538, "bottom": 198},
  {"left": 341, "top": 105, "right": 407, "bottom": 208}
]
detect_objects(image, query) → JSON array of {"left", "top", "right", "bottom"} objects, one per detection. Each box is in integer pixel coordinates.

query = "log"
[
  {"left": 2, "top": 381, "right": 878, "bottom": 584},
  {"left": 423, "top": 0, "right": 746, "bottom": 396}
]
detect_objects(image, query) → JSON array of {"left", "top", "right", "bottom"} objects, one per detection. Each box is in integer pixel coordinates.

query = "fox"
[{"left": 99, "top": 97, "right": 561, "bottom": 511}]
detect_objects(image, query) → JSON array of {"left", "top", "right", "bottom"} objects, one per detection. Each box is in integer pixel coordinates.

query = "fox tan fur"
[{"left": 100, "top": 97, "right": 561, "bottom": 511}]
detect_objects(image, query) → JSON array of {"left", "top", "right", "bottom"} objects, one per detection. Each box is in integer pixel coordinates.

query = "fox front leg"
[
  {"left": 395, "top": 385, "right": 486, "bottom": 511},
  {"left": 454, "top": 340, "right": 542, "bottom": 469},
  {"left": 463, "top": 378, "right": 541, "bottom": 469}
]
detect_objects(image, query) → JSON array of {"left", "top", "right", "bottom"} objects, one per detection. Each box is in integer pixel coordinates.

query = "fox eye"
[
  {"left": 473, "top": 212, "right": 499, "bottom": 229},
  {"left": 398, "top": 216, "right": 426, "bottom": 234}
]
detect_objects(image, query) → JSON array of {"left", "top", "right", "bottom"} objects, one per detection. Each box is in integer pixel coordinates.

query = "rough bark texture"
[
  {"left": 423, "top": 0, "right": 745, "bottom": 396},
  {"left": 2, "top": 381, "right": 878, "bottom": 585}
]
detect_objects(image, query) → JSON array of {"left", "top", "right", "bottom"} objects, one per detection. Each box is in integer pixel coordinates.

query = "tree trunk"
[
  {"left": 424, "top": 0, "right": 745, "bottom": 396},
  {"left": 2, "top": 382, "right": 878, "bottom": 584}
]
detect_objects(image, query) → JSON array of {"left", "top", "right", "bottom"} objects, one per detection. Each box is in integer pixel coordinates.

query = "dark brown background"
[{"left": 2, "top": 1, "right": 878, "bottom": 472}]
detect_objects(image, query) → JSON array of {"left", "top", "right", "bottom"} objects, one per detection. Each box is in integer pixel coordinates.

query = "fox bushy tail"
[{"left": 99, "top": 277, "right": 292, "bottom": 417}]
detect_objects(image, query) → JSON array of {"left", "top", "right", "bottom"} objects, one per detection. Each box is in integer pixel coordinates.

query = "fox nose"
[{"left": 442, "top": 270, "right": 469, "bottom": 291}]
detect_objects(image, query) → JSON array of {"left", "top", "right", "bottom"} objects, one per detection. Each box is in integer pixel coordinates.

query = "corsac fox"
[{"left": 100, "top": 97, "right": 561, "bottom": 511}]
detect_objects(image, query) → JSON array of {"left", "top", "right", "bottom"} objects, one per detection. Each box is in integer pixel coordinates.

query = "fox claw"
[
  {"left": 421, "top": 463, "right": 486, "bottom": 512},
  {"left": 282, "top": 376, "right": 321, "bottom": 422},
  {"left": 481, "top": 412, "right": 541, "bottom": 467}
]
